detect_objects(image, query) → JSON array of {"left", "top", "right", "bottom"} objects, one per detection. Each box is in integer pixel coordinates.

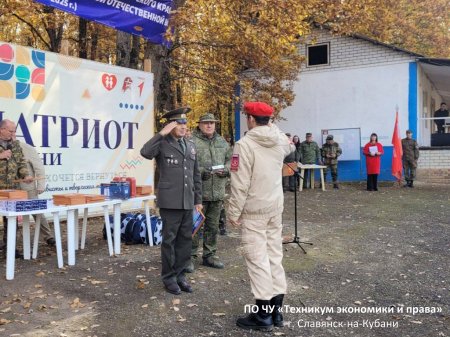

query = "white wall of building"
[
  {"left": 298, "top": 29, "right": 416, "bottom": 72},
  {"left": 275, "top": 63, "right": 411, "bottom": 146},
  {"left": 239, "top": 29, "right": 417, "bottom": 145}
]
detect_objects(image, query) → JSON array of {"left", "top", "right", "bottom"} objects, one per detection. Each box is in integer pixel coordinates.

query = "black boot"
[
  {"left": 236, "top": 299, "right": 273, "bottom": 331},
  {"left": 409, "top": 180, "right": 414, "bottom": 188},
  {"left": 270, "top": 294, "right": 284, "bottom": 327}
]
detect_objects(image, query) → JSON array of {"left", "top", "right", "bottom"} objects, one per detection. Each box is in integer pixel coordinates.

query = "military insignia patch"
[{"left": 231, "top": 154, "right": 239, "bottom": 171}]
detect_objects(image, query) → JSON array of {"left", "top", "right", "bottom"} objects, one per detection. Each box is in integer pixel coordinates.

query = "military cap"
[
  {"left": 162, "top": 107, "right": 191, "bottom": 121},
  {"left": 243, "top": 102, "right": 274, "bottom": 117},
  {"left": 306, "top": 132, "right": 312, "bottom": 137},
  {"left": 326, "top": 134, "right": 334, "bottom": 140},
  {"left": 198, "top": 113, "right": 220, "bottom": 123},
  {"left": 406, "top": 129, "right": 413, "bottom": 134}
]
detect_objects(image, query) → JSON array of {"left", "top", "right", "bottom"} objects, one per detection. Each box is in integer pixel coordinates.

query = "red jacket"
[{"left": 363, "top": 142, "right": 384, "bottom": 174}]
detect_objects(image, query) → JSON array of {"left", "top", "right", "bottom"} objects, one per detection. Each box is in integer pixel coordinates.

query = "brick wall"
[
  {"left": 300, "top": 29, "right": 416, "bottom": 73},
  {"left": 417, "top": 149, "right": 450, "bottom": 184}
]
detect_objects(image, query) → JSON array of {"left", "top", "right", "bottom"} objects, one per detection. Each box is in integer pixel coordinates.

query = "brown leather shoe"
[
  {"left": 164, "top": 283, "right": 181, "bottom": 295},
  {"left": 177, "top": 280, "right": 193, "bottom": 293}
]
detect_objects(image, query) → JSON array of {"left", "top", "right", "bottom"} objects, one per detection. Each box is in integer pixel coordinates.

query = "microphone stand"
[{"left": 282, "top": 162, "right": 313, "bottom": 254}]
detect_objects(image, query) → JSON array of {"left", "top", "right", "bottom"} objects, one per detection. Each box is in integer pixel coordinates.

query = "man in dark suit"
[
  {"left": 434, "top": 102, "right": 449, "bottom": 134},
  {"left": 140, "top": 107, "right": 202, "bottom": 295}
]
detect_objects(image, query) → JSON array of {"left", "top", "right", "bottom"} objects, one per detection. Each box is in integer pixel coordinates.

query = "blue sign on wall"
[{"left": 35, "top": 0, "right": 173, "bottom": 45}]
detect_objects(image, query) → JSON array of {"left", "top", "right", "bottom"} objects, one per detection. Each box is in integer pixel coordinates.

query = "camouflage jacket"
[
  {"left": 300, "top": 141, "right": 320, "bottom": 164},
  {"left": 321, "top": 142, "right": 342, "bottom": 165},
  {"left": 401, "top": 138, "right": 419, "bottom": 162},
  {"left": 192, "top": 129, "right": 232, "bottom": 201},
  {"left": 0, "top": 140, "right": 29, "bottom": 189}
]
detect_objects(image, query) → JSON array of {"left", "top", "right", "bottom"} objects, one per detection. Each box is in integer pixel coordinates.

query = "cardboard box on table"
[
  {"left": 53, "top": 194, "right": 86, "bottom": 206},
  {"left": 82, "top": 194, "right": 106, "bottom": 203},
  {"left": 136, "top": 185, "right": 153, "bottom": 196},
  {"left": 0, "top": 190, "right": 28, "bottom": 200}
]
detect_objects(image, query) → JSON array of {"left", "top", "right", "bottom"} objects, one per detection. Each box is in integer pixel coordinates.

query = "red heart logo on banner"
[{"left": 102, "top": 74, "right": 117, "bottom": 91}]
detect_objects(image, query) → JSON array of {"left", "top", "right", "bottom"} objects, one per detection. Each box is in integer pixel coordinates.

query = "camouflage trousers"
[
  {"left": 324, "top": 164, "right": 338, "bottom": 182},
  {"left": 192, "top": 200, "right": 222, "bottom": 258},
  {"left": 403, "top": 159, "right": 417, "bottom": 181}
]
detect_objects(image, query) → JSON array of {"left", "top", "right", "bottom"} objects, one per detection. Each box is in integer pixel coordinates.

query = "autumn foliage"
[{"left": 1, "top": 0, "right": 449, "bottom": 131}]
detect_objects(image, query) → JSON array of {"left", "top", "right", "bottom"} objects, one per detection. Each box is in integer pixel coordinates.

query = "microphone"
[{"left": 4, "top": 143, "right": 12, "bottom": 161}]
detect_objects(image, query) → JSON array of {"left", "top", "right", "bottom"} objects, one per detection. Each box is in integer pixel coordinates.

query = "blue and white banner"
[{"left": 34, "top": 0, "right": 173, "bottom": 45}]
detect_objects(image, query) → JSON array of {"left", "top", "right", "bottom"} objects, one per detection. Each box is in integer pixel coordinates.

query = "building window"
[{"left": 307, "top": 43, "right": 329, "bottom": 66}]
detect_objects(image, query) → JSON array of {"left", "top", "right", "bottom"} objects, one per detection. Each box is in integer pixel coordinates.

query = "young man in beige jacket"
[{"left": 228, "top": 102, "right": 294, "bottom": 331}]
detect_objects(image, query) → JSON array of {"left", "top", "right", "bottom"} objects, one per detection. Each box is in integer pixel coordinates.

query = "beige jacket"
[
  {"left": 18, "top": 142, "right": 46, "bottom": 193},
  {"left": 228, "top": 124, "right": 294, "bottom": 221}
]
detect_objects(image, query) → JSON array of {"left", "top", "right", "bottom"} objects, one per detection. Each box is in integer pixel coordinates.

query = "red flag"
[{"left": 391, "top": 111, "right": 403, "bottom": 181}]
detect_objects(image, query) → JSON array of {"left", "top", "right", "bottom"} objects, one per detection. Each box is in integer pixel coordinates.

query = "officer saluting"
[{"left": 140, "top": 107, "right": 202, "bottom": 295}]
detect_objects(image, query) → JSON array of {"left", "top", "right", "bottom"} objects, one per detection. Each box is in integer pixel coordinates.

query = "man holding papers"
[{"left": 188, "top": 113, "right": 231, "bottom": 272}]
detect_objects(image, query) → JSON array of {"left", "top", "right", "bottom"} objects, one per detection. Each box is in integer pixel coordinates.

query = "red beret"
[{"left": 243, "top": 102, "right": 274, "bottom": 117}]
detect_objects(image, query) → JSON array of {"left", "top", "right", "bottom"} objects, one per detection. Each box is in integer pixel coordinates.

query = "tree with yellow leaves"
[{"left": 1, "top": 0, "right": 449, "bottom": 135}]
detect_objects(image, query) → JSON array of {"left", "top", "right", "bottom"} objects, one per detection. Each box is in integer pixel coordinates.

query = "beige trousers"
[{"left": 241, "top": 213, "right": 287, "bottom": 300}]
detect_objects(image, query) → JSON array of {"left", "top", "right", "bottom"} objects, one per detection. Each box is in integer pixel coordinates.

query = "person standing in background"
[
  {"left": 321, "top": 135, "right": 342, "bottom": 189},
  {"left": 292, "top": 135, "right": 302, "bottom": 187},
  {"left": 300, "top": 133, "right": 321, "bottom": 188},
  {"left": 401, "top": 130, "right": 420, "bottom": 188},
  {"left": 363, "top": 133, "right": 384, "bottom": 191},
  {"left": 433, "top": 102, "right": 448, "bottom": 134},
  {"left": 282, "top": 133, "right": 296, "bottom": 192},
  {"left": 13, "top": 132, "right": 55, "bottom": 246}
]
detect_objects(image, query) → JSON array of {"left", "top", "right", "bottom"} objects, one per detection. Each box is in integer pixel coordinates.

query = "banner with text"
[
  {"left": 0, "top": 41, "right": 154, "bottom": 197},
  {"left": 34, "top": 0, "right": 173, "bottom": 45}
]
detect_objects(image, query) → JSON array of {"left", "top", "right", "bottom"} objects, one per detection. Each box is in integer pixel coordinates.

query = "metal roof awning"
[{"left": 418, "top": 58, "right": 450, "bottom": 103}]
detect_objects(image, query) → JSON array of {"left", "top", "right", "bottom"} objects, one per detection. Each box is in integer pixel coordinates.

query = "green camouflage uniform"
[
  {"left": 1, "top": 139, "right": 29, "bottom": 244},
  {"left": 300, "top": 141, "right": 320, "bottom": 164},
  {"left": 401, "top": 138, "right": 419, "bottom": 182},
  {"left": 321, "top": 142, "right": 342, "bottom": 183},
  {"left": 0, "top": 140, "right": 29, "bottom": 189},
  {"left": 300, "top": 140, "right": 320, "bottom": 188},
  {"left": 192, "top": 129, "right": 231, "bottom": 258}
]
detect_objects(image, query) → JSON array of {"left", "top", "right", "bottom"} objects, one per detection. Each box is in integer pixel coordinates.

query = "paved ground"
[{"left": 0, "top": 183, "right": 449, "bottom": 337}]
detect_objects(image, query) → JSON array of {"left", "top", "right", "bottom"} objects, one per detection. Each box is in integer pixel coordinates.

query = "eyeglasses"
[{"left": 175, "top": 119, "right": 187, "bottom": 124}]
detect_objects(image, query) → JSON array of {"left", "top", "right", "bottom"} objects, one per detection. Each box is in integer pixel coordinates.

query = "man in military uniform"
[
  {"left": 140, "top": 108, "right": 202, "bottom": 295},
  {"left": 300, "top": 133, "right": 321, "bottom": 188},
  {"left": 321, "top": 135, "right": 342, "bottom": 189},
  {"left": 0, "top": 119, "right": 33, "bottom": 258},
  {"left": 401, "top": 130, "right": 420, "bottom": 188},
  {"left": 228, "top": 102, "right": 294, "bottom": 331},
  {"left": 186, "top": 113, "right": 231, "bottom": 272}
]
